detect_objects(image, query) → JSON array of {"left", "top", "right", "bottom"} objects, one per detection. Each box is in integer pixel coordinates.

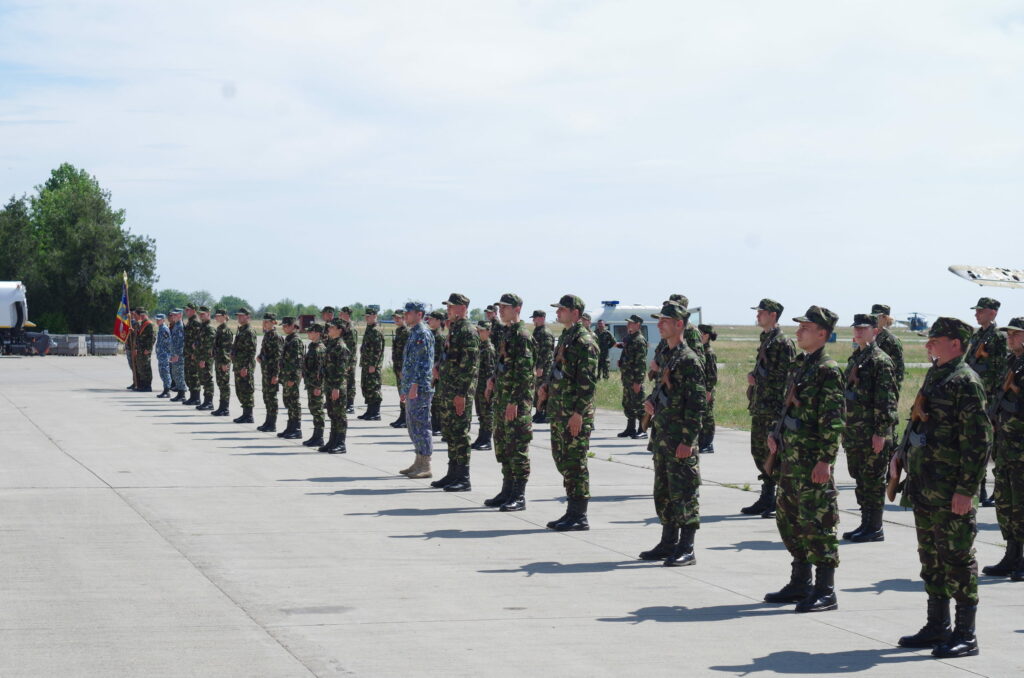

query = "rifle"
[
  {"left": 764, "top": 375, "right": 799, "bottom": 476},
  {"left": 537, "top": 339, "right": 566, "bottom": 408},
  {"left": 987, "top": 365, "right": 1022, "bottom": 420},
  {"left": 887, "top": 391, "right": 929, "bottom": 502},
  {"left": 641, "top": 357, "right": 673, "bottom": 432},
  {"left": 747, "top": 328, "right": 778, "bottom": 403}
]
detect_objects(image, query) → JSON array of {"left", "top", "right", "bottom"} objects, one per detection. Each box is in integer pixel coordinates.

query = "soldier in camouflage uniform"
[
  {"left": 698, "top": 324, "right": 718, "bottom": 454},
  {"left": 195, "top": 307, "right": 216, "bottom": 411},
  {"left": 168, "top": 309, "right": 186, "bottom": 401},
  {"left": 155, "top": 314, "right": 172, "bottom": 397},
  {"left": 639, "top": 302, "right": 706, "bottom": 566},
  {"left": 183, "top": 303, "right": 202, "bottom": 405},
  {"left": 541, "top": 294, "right": 599, "bottom": 531},
  {"left": 763, "top": 306, "right": 844, "bottom": 614},
  {"left": 895, "top": 317, "right": 991, "bottom": 658},
  {"left": 486, "top": 304, "right": 504, "bottom": 349},
  {"left": 231, "top": 308, "right": 257, "bottom": 424},
  {"left": 256, "top": 313, "right": 283, "bottom": 432},
  {"left": 841, "top": 314, "right": 898, "bottom": 543},
  {"left": 390, "top": 312, "right": 409, "bottom": 428},
  {"left": 966, "top": 297, "right": 1007, "bottom": 508},
  {"left": 276, "top": 317, "right": 304, "bottom": 439},
  {"left": 427, "top": 310, "right": 446, "bottom": 436},
  {"left": 399, "top": 302, "right": 435, "bottom": 478},
  {"left": 133, "top": 309, "right": 156, "bottom": 392},
  {"left": 301, "top": 324, "right": 327, "bottom": 448},
  {"left": 872, "top": 304, "right": 905, "bottom": 391},
  {"left": 471, "top": 321, "right": 496, "bottom": 451},
  {"left": 211, "top": 309, "right": 234, "bottom": 416},
  {"left": 616, "top": 314, "right": 648, "bottom": 439},
  {"left": 430, "top": 293, "right": 479, "bottom": 492},
  {"left": 595, "top": 319, "right": 615, "bottom": 380},
  {"left": 982, "top": 316, "right": 1024, "bottom": 580},
  {"left": 532, "top": 310, "right": 556, "bottom": 424},
  {"left": 339, "top": 306, "right": 359, "bottom": 413},
  {"left": 358, "top": 305, "right": 385, "bottom": 420},
  {"left": 744, "top": 298, "right": 796, "bottom": 518},
  {"left": 125, "top": 311, "right": 138, "bottom": 390},
  {"left": 321, "top": 318, "right": 351, "bottom": 453}
]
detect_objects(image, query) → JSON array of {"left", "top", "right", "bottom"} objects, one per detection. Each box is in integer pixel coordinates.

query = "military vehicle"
[
  {"left": 0, "top": 281, "right": 50, "bottom": 355},
  {"left": 590, "top": 300, "right": 702, "bottom": 371}
]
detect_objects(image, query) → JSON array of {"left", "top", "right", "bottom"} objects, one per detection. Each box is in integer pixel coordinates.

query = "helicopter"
[
  {"left": 894, "top": 312, "right": 932, "bottom": 332},
  {"left": 949, "top": 265, "right": 1024, "bottom": 289}
]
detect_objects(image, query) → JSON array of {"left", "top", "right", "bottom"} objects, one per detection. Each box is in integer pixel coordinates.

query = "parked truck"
[{"left": 0, "top": 281, "right": 51, "bottom": 355}]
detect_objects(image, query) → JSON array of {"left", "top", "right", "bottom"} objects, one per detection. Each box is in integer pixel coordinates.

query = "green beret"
[
  {"left": 340, "top": 306, "right": 352, "bottom": 314},
  {"left": 321, "top": 305, "right": 335, "bottom": 314},
  {"left": 329, "top": 318, "right": 345, "bottom": 329},
  {"left": 698, "top": 324, "right": 714, "bottom": 334},
  {"left": 214, "top": 308, "right": 227, "bottom": 316},
  {"left": 793, "top": 305, "right": 838, "bottom": 333},
  {"left": 929, "top": 317, "right": 974, "bottom": 344},
  {"left": 476, "top": 321, "right": 490, "bottom": 330}
]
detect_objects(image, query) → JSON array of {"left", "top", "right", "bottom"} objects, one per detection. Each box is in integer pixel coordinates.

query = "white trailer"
[{"left": 589, "top": 300, "right": 703, "bottom": 371}]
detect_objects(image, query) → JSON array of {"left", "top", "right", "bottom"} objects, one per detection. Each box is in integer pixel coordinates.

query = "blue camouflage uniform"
[
  {"left": 155, "top": 316, "right": 172, "bottom": 390},
  {"left": 170, "top": 313, "right": 186, "bottom": 392},
  {"left": 401, "top": 309, "right": 435, "bottom": 457}
]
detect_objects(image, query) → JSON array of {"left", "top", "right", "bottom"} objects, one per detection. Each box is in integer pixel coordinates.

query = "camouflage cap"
[
  {"left": 154, "top": 313, "right": 165, "bottom": 320},
  {"left": 793, "top": 305, "right": 838, "bottom": 332},
  {"left": 971, "top": 297, "right": 1001, "bottom": 310},
  {"left": 365, "top": 304, "right": 380, "bottom": 314},
  {"left": 321, "top": 305, "right": 335, "bottom": 314},
  {"left": 497, "top": 293, "right": 523, "bottom": 307},
  {"left": 185, "top": 302, "right": 197, "bottom": 311},
  {"left": 404, "top": 301, "right": 426, "bottom": 313},
  {"left": 626, "top": 314, "right": 644, "bottom": 324},
  {"left": 698, "top": 323, "right": 714, "bottom": 334},
  {"left": 651, "top": 302, "right": 689, "bottom": 321},
  {"left": 428, "top": 309, "right": 446, "bottom": 320},
  {"left": 475, "top": 321, "right": 490, "bottom": 330},
  {"left": 442, "top": 292, "right": 470, "bottom": 306},
  {"left": 999, "top": 317, "right": 1024, "bottom": 333},
  {"left": 198, "top": 305, "right": 211, "bottom": 313},
  {"left": 668, "top": 294, "right": 689, "bottom": 307},
  {"left": 485, "top": 304, "right": 497, "bottom": 312},
  {"left": 851, "top": 313, "right": 877, "bottom": 328},
  {"left": 392, "top": 310, "right": 403, "bottom": 317},
  {"left": 551, "top": 294, "right": 585, "bottom": 312},
  {"left": 214, "top": 308, "right": 227, "bottom": 316},
  {"left": 236, "top": 307, "right": 250, "bottom": 316},
  {"left": 280, "top": 316, "right": 296, "bottom": 326},
  {"left": 531, "top": 310, "right": 546, "bottom": 318},
  {"left": 870, "top": 304, "right": 891, "bottom": 316},
  {"left": 928, "top": 317, "right": 973, "bottom": 344},
  {"left": 329, "top": 318, "right": 345, "bottom": 329},
  {"left": 262, "top": 312, "right": 277, "bottom": 321},
  {"left": 136, "top": 308, "right": 148, "bottom": 315},
  {"left": 752, "top": 298, "right": 784, "bottom": 315},
  {"left": 306, "top": 323, "right": 324, "bottom": 334},
  {"left": 582, "top": 312, "right": 591, "bottom": 321},
  {"left": 340, "top": 306, "right": 352, "bottom": 314}
]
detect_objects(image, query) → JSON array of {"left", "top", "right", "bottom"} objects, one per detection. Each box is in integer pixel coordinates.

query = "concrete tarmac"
[{"left": 0, "top": 356, "right": 1021, "bottom": 677}]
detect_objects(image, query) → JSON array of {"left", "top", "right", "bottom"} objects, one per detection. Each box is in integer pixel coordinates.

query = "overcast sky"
[{"left": 2, "top": 1, "right": 1023, "bottom": 324}]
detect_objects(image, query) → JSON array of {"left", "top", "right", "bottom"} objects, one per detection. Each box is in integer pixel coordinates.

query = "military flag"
[{"left": 114, "top": 271, "right": 131, "bottom": 342}]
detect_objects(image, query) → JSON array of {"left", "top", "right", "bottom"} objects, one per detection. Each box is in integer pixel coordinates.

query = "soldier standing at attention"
[
  {"left": 744, "top": 298, "right": 796, "bottom": 518},
  {"left": 358, "top": 306, "right": 385, "bottom": 420},
  {"left": 430, "top": 293, "right": 479, "bottom": 492},
  {"left": 486, "top": 304, "right": 504, "bottom": 349},
  {"left": 581, "top": 312, "right": 594, "bottom": 334},
  {"left": 541, "top": 294, "right": 599, "bottom": 531},
  {"left": 872, "top": 304, "right": 905, "bottom": 391},
  {"left": 764, "top": 306, "right": 844, "bottom": 613},
  {"left": 301, "top": 324, "right": 327, "bottom": 448},
  {"left": 595, "top": 319, "right": 615, "bottom": 380},
  {"left": 895, "top": 317, "right": 991, "bottom": 658},
  {"left": 427, "top": 310, "right": 446, "bottom": 436},
  {"left": 339, "top": 306, "right": 359, "bottom": 414},
  {"left": 398, "top": 302, "right": 435, "bottom": 478},
  {"left": 616, "top": 314, "right": 648, "bottom": 440},
  {"left": 320, "top": 305, "right": 336, "bottom": 328},
  {"left": 232, "top": 308, "right": 257, "bottom": 424},
  {"left": 276, "top": 317, "right": 304, "bottom": 440},
  {"left": 484, "top": 294, "right": 536, "bottom": 512},
  {"left": 698, "top": 324, "right": 718, "bottom": 454},
  {"left": 256, "top": 313, "right": 283, "bottom": 432},
  {"left": 195, "top": 307, "right": 216, "bottom": 411},
  {"left": 983, "top": 316, "right": 1024, "bottom": 580},
  {"left": 183, "top": 303, "right": 202, "bottom": 405},
  {"left": 390, "top": 311, "right": 409, "bottom": 428},
  {"left": 532, "top": 310, "right": 556, "bottom": 424},
  {"left": 155, "top": 313, "right": 172, "bottom": 397},
  {"left": 471, "top": 321, "right": 495, "bottom": 452},
  {"left": 966, "top": 297, "right": 1007, "bottom": 508},
  {"left": 321, "top": 319, "right": 351, "bottom": 453},
  {"left": 133, "top": 309, "right": 155, "bottom": 392},
  {"left": 168, "top": 309, "right": 186, "bottom": 401},
  {"left": 841, "top": 314, "right": 898, "bottom": 543},
  {"left": 125, "top": 310, "right": 138, "bottom": 390},
  {"left": 639, "top": 302, "right": 706, "bottom": 566},
  {"left": 211, "top": 309, "right": 234, "bottom": 417}
]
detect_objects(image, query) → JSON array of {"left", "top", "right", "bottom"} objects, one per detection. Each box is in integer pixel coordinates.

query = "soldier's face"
[
  {"left": 533, "top": 316, "right": 545, "bottom": 327},
  {"left": 657, "top": 317, "right": 681, "bottom": 339},
  {"left": 200, "top": 312, "right": 210, "bottom": 321},
  {"left": 499, "top": 305, "right": 517, "bottom": 324},
  {"left": 157, "top": 319, "right": 164, "bottom": 326},
  {"left": 446, "top": 304, "right": 467, "bottom": 320},
  {"left": 237, "top": 314, "right": 249, "bottom": 325},
  {"left": 556, "top": 308, "right": 576, "bottom": 326},
  {"left": 852, "top": 326, "right": 875, "bottom": 347},
  {"left": 597, "top": 321, "right": 605, "bottom": 330},
  {"left": 755, "top": 309, "right": 775, "bottom": 329},
  {"left": 485, "top": 311, "right": 495, "bottom": 321},
  {"left": 321, "top": 312, "right": 332, "bottom": 322},
  {"left": 328, "top": 326, "right": 342, "bottom": 340},
  {"left": 1007, "top": 330, "right": 1024, "bottom": 352},
  {"left": 926, "top": 335, "right": 962, "bottom": 365},
  {"left": 627, "top": 321, "right": 640, "bottom": 333},
  {"left": 975, "top": 308, "right": 997, "bottom": 326},
  {"left": 185, "top": 309, "right": 195, "bottom": 318},
  {"left": 427, "top": 317, "right": 441, "bottom": 330},
  {"left": 366, "top": 313, "right": 377, "bottom": 324},
  {"left": 795, "top": 322, "right": 827, "bottom": 351},
  {"left": 478, "top": 330, "right": 489, "bottom": 342},
  {"left": 404, "top": 311, "right": 422, "bottom": 326},
  {"left": 262, "top": 320, "right": 274, "bottom": 332},
  {"left": 307, "top": 332, "right": 320, "bottom": 342},
  {"left": 393, "top": 316, "right": 404, "bottom": 326}
]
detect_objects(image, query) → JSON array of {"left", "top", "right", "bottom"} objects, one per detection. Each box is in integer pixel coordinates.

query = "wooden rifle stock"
[
  {"left": 887, "top": 392, "right": 929, "bottom": 502},
  {"left": 764, "top": 381, "right": 799, "bottom": 476}
]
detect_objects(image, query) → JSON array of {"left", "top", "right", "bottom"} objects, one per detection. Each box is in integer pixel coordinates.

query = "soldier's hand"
[
  {"left": 454, "top": 395, "right": 466, "bottom": 416},
  {"left": 648, "top": 359, "right": 657, "bottom": 371},
  {"left": 199, "top": 361, "right": 206, "bottom": 368},
  {"left": 286, "top": 381, "right": 294, "bottom": 387},
  {"left": 632, "top": 383, "right": 641, "bottom": 394},
  {"left": 171, "top": 356, "right": 179, "bottom": 363},
  {"left": 951, "top": 493, "right": 972, "bottom": 515},
  {"left": 368, "top": 366, "right": 375, "bottom": 373},
  {"left": 568, "top": 412, "right": 583, "bottom": 437},
  {"left": 705, "top": 392, "right": 712, "bottom": 403},
  {"left": 221, "top": 364, "right": 229, "bottom": 372},
  {"left": 534, "top": 368, "right": 543, "bottom": 377},
  {"left": 485, "top": 378, "right": 494, "bottom": 401},
  {"left": 408, "top": 383, "right": 418, "bottom": 400},
  {"left": 432, "top": 367, "right": 439, "bottom": 381},
  {"left": 331, "top": 389, "right": 340, "bottom": 401},
  {"left": 747, "top": 372, "right": 755, "bottom": 386},
  {"left": 314, "top": 388, "right": 321, "bottom": 397},
  {"left": 811, "top": 461, "right": 831, "bottom": 484},
  {"left": 643, "top": 401, "right": 654, "bottom": 416},
  {"left": 239, "top": 368, "right": 247, "bottom": 377},
  {"left": 766, "top": 435, "right": 778, "bottom": 455},
  {"left": 871, "top": 434, "right": 885, "bottom": 454},
  {"left": 504, "top": 403, "right": 518, "bottom": 422},
  {"left": 675, "top": 443, "right": 693, "bottom": 459},
  {"left": 271, "top": 376, "right": 279, "bottom": 385}
]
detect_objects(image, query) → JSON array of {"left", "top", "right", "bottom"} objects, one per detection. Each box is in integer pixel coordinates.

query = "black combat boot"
[
  {"left": 430, "top": 461, "right": 456, "bottom": 488},
  {"left": 760, "top": 480, "right": 777, "bottom": 518},
  {"left": 196, "top": 394, "right": 214, "bottom": 411},
  {"left": 981, "top": 539, "right": 1021, "bottom": 577},
  {"left": 533, "top": 407, "right": 547, "bottom": 424},
  {"left": 328, "top": 430, "right": 347, "bottom": 454},
  {"left": 484, "top": 477, "right": 513, "bottom": 507},
  {"left": 212, "top": 401, "right": 230, "bottom": 416},
  {"left": 303, "top": 426, "right": 324, "bottom": 447},
  {"left": 842, "top": 508, "right": 867, "bottom": 541},
  {"left": 258, "top": 415, "right": 277, "bottom": 433},
  {"left": 365, "top": 403, "right": 381, "bottom": 421},
  {"left": 849, "top": 508, "right": 884, "bottom": 543},
  {"left": 551, "top": 498, "right": 589, "bottom": 531},
  {"left": 979, "top": 479, "right": 995, "bottom": 507},
  {"left": 499, "top": 479, "right": 527, "bottom": 512},
  {"left": 390, "top": 403, "right": 407, "bottom": 428},
  {"left": 698, "top": 433, "right": 715, "bottom": 454},
  {"left": 346, "top": 402, "right": 355, "bottom": 414},
  {"left": 898, "top": 596, "right": 951, "bottom": 648},
  {"left": 157, "top": 387, "right": 170, "bottom": 398},
  {"left": 170, "top": 390, "right": 185, "bottom": 402},
  {"left": 127, "top": 383, "right": 136, "bottom": 390},
  {"left": 740, "top": 480, "right": 772, "bottom": 515},
  {"left": 932, "top": 604, "right": 979, "bottom": 658},
  {"left": 282, "top": 419, "right": 303, "bottom": 440},
  {"left": 631, "top": 425, "right": 648, "bottom": 440},
  {"left": 664, "top": 526, "right": 696, "bottom": 567},
  {"left": 546, "top": 502, "right": 571, "bottom": 529},
  {"left": 184, "top": 390, "right": 200, "bottom": 405},
  {"left": 318, "top": 429, "right": 338, "bottom": 453},
  {"left": 471, "top": 431, "right": 492, "bottom": 450},
  {"left": 431, "top": 413, "right": 441, "bottom": 436},
  {"left": 764, "top": 560, "right": 813, "bottom": 603},
  {"left": 617, "top": 418, "right": 636, "bottom": 438},
  {"left": 639, "top": 524, "right": 678, "bottom": 561},
  {"left": 795, "top": 565, "right": 837, "bottom": 612},
  {"left": 1011, "top": 561, "right": 1024, "bottom": 581},
  {"left": 233, "top": 407, "right": 254, "bottom": 424},
  {"left": 276, "top": 418, "right": 295, "bottom": 438},
  {"left": 444, "top": 464, "right": 471, "bottom": 492}
]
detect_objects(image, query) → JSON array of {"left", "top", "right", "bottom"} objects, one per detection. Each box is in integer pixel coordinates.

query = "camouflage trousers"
[
  {"left": 439, "top": 391, "right": 472, "bottom": 465},
  {"left": 326, "top": 392, "right": 347, "bottom": 435},
  {"left": 700, "top": 393, "right": 716, "bottom": 446},
  {"left": 598, "top": 355, "right": 610, "bottom": 380},
  {"left": 307, "top": 386, "right": 325, "bottom": 428},
  {"left": 261, "top": 372, "right": 279, "bottom": 418},
  {"left": 913, "top": 503, "right": 978, "bottom": 604},
  {"left": 993, "top": 450, "right": 1024, "bottom": 542},
  {"left": 135, "top": 352, "right": 152, "bottom": 387},
  {"left": 776, "top": 460, "right": 840, "bottom": 567},
  {"left": 199, "top": 360, "right": 214, "bottom": 397},
  {"left": 170, "top": 356, "right": 185, "bottom": 391},
  {"left": 621, "top": 381, "right": 646, "bottom": 420},
  {"left": 215, "top": 362, "right": 231, "bottom": 403},
  {"left": 361, "top": 366, "right": 382, "bottom": 406},
  {"left": 234, "top": 365, "right": 255, "bottom": 408},
  {"left": 157, "top": 355, "right": 171, "bottom": 389},
  {"left": 750, "top": 412, "right": 775, "bottom": 480},
  {"left": 184, "top": 354, "right": 199, "bottom": 391},
  {"left": 346, "top": 365, "right": 356, "bottom": 407},
  {"left": 407, "top": 392, "right": 433, "bottom": 456},
  {"left": 282, "top": 378, "right": 302, "bottom": 420},
  {"left": 549, "top": 407, "right": 593, "bottom": 499},
  {"left": 652, "top": 438, "right": 701, "bottom": 529},
  {"left": 474, "top": 388, "right": 493, "bottom": 435},
  {"left": 493, "top": 402, "right": 532, "bottom": 480},
  {"left": 843, "top": 438, "right": 892, "bottom": 511}
]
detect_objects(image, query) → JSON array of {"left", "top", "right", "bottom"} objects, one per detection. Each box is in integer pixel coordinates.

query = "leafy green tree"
[
  {"left": 189, "top": 290, "right": 216, "bottom": 308},
  {"left": 156, "top": 289, "right": 191, "bottom": 314},
  {"left": 217, "top": 295, "right": 253, "bottom": 313},
  {"left": 469, "top": 308, "right": 484, "bottom": 322}
]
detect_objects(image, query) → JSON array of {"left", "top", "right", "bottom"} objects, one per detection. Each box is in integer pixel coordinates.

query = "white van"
[{"left": 590, "top": 300, "right": 703, "bottom": 371}]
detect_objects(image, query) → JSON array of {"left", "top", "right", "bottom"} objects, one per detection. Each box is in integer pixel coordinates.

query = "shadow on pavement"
[
  {"left": 279, "top": 476, "right": 397, "bottom": 483},
  {"left": 307, "top": 487, "right": 432, "bottom": 496},
  {"left": 532, "top": 494, "right": 649, "bottom": 504},
  {"left": 598, "top": 603, "right": 789, "bottom": 624},
  {"left": 349, "top": 506, "right": 494, "bottom": 518},
  {"left": 392, "top": 528, "right": 551, "bottom": 540},
  {"left": 709, "top": 648, "right": 931, "bottom": 673},
  {"left": 481, "top": 559, "right": 648, "bottom": 575},
  {"left": 700, "top": 513, "right": 767, "bottom": 524},
  {"left": 707, "top": 540, "right": 786, "bottom": 552},
  {"left": 609, "top": 517, "right": 661, "bottom": 526},
  {"left": 843, "top": 578, "right": 922, "bottom": 595}
]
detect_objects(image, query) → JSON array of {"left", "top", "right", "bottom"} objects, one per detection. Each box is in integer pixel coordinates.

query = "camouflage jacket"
[
  {"left": 302, "top": 339, "right": 325, "bottom": 390},
  {"left": 170, "top": 321, "right": 185, "bottom": 358},
  {"left": 842, "top": 343, "right": 898, "bottom": 443},
  {"left": 184, "top": 315, "right": 201, "bottom": 357},
  {"left": 966, "top": 323, "right": 1008, "bottom": 399},
  {"left": 360, "top": 323, "right": 385, "bottom": 369},
  {"left": 279, "top": 332, "right": 304, "bottom": 381},
  {"left": 775, "top": 347, "right": 846, "bottom": 466},
  {"left": 324, "top": 337, "right": 351, "bottom": 392},
  {"left": 704, "top": 344, "right": 718, "bottom": 392},
  {"left": 489, "top": 318, "right": 505, "bottom": 350},
  {"left": 653, "top": 327, "right": 706, "bottom": 374},
  {"left": 257, "top": 329, "right": 283, "bottom": 379},
  {"left": 619, "top": 330, "right": 648, "bottom": 384},
  {"left": 993, "top": 352, "right": 1024, "bottom": 458},
  {"left": 214, "top": 322, "right": 234, "bottom": 365},
  {"left": 391, "top": 325, "right": 409, "bottom": 372},
  {"left": 401, "top": 322, "right": 434, "bottom": 396},
  {"left": 155, "top": 323, "right": 170, "bottom": 359},
  {"left": 136, "top": 319, "right": 155, "bottom": 353},
  {"left": 906, "top": 355, "right": 992, "bottom": 505},
  {"left": 534, "top": 325, "right": 556, "bottom": 373},
  {"left": 439, "top": 316, "right": 479, "bottom": 397},
  {"left": 197, "top": 320, "right": 216, "bottom": 362},
  {"left": 495, "top": 320, "right": 536, "bottom": 407},
  {"left": 431, "top": 328, "right": 444, "bottom": 368},
  {"left": 596, "top": 328, "right": 616, "bottom": 359},
  {"left": 649, "top": 342, "right": 706, "bottom": 448},
  {"left": 476, "top": 337, "right": 496, "bottom": 396},
  {"left": 232, "top": 324, "right": 257, "bottom": 369},
  {"left": 549, "top": 321, "right": 598, "bottom": 415},
  {"left": 341, "top": 320, "right": 358, "bottom": 366},
  {"left": 749, "top": 326, "right": 796, "bottom": 414},
  {"left": 876, "top": 327, "right": 905, "bottom": 390}
]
